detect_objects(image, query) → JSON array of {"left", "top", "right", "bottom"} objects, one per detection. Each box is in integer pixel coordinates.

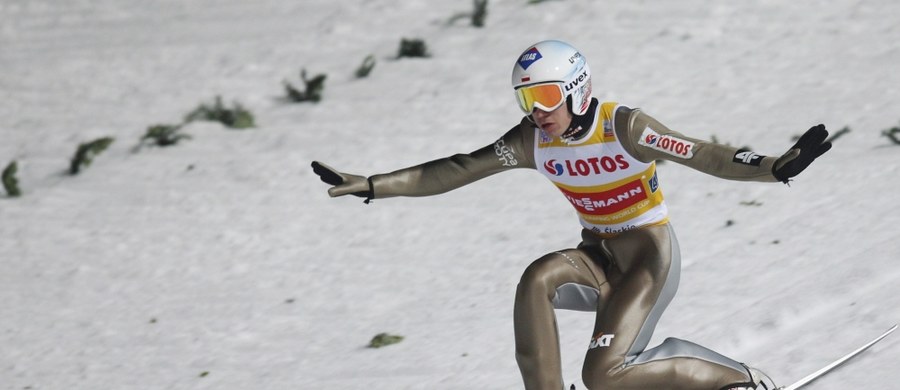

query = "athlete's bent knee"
[
  {"left": 517, "top": 253, "right": 566, "bottom": 298},
  {"left": 581, "top": 354, "right": 623, "bottom": 389}
]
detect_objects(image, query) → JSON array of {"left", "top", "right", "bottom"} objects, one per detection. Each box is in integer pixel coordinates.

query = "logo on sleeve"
[
  {"left": 733, "top": 150, "right": 764, "bottom": 166},
  {"left": 637, "top": 128, "right": 695, "bottom": 159},
  {"left": 494, "top": 139, "right": 518, "bottom": 167}
]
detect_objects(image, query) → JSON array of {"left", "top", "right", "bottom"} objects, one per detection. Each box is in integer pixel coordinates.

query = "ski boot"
[{"left": 725, "top": 364, "right": 778, "bottom": 390}]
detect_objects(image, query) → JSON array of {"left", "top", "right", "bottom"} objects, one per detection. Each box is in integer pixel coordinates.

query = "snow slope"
[{"left": 2, "top": 0, "right": 899, "bottom": 389}]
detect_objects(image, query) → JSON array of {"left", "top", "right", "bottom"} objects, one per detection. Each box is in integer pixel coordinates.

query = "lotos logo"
[
  {"left": 638, "top": 128, "right": 695, "bottom": 159},
  {"left": 543, "top": 159, "right": 565, "bottom": 176},
  {"left": 542, "top": 155, "right": 630, "bottom": 177},
  {"left": 518, "top": 48, "right": 542, "bottom": 70}
]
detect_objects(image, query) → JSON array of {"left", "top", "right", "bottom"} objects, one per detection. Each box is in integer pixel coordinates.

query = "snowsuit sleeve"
[
  {"left": 369, "top": 118, "right": 537, "bottom": 198},
  {"left": 613, "top": 106, "right": 779, "bottom": 182}
]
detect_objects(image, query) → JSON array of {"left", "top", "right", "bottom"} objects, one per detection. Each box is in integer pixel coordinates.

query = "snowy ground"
[{"left": 2, "top": 0, "right": 899, "bottom": 389}]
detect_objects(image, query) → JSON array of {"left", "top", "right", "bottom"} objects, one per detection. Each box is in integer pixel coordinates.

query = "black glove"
[
  {"left": 311, "top": 161, "right": 373, "bottom": 201},
  {"left": 772, "top": 124, "right": 832, "bottom": 183}
]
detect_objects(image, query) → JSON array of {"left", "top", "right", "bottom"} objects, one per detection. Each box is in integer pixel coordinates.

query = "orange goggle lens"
[{"left": 515, "top": 83, "right": 565, "bottom": 114}]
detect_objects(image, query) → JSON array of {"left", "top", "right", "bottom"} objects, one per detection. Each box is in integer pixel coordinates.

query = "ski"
[{"left": 780, "top": 324, "right": 897, "bottom": 390}]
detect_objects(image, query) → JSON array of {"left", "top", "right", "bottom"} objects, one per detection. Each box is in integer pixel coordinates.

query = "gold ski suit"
[{"left": 365, "top": 100, "right": 779, "bottom": 390}]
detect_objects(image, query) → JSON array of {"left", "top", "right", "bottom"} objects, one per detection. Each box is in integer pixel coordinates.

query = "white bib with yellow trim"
[{"left": 534, "top": 102, "right": 668, "bottom": 236}]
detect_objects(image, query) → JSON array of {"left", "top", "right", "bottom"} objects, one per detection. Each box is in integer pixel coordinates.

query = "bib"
[{"left": 534, "top": 102, "right": 668, "bottom": 236}]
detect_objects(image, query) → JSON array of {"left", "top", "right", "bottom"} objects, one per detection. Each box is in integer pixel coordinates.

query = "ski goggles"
[{"left": 514, "top": 82, "right": 566, "bottom": 114}]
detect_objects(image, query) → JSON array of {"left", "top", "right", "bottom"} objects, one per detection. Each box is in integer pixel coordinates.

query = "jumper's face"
[
  {"left": 514, "top": 81, "right": 571, "bottom": 137},
  {"left": 531, "top": 103, "right": 572, "bottom": 137}
]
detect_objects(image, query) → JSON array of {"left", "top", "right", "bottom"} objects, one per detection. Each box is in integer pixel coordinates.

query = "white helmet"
[{"left": 511, "top": 40, "right": 592, "bottom": 116}]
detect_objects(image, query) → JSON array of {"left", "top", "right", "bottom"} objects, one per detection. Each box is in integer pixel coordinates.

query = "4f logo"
[
  {"left": 733, "top": 150, "right": 764, "bottom": 166},
  {"left": 589, "top": 332, "right": 615, "bottom": 349}
]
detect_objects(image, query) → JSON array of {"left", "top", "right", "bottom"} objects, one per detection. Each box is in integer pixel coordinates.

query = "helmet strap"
[{"left": 561, "top": 97, "right": 598, "bottom": 141}]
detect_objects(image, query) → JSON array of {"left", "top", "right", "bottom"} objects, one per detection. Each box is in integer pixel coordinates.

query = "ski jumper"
[{"left": 366, "top": 99, "right": 779, "bottom": 390}]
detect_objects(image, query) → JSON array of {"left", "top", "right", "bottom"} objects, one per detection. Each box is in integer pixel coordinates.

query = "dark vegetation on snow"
[
  {"left": 285, "top": 69, "right": 327, "bottom": 103},
  {"left": 69, "top": 137, "right": 114, "bottom": 175},
  {"left": 2, "top": 160, "right": 21, "bottom": 197},
  {"left": 367, "top": 333, "right": 405, "bottom": 348}
]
